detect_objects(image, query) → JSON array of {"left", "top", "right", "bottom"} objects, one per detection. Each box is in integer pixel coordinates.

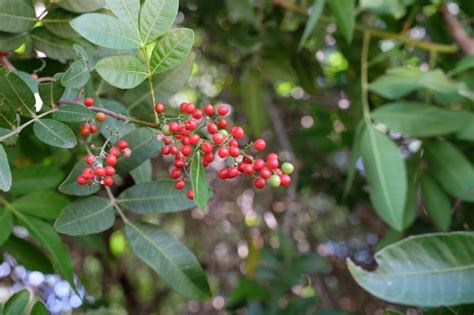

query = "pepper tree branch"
[{"left": 441, "top": 5, "right": 474, "bottom": 56}]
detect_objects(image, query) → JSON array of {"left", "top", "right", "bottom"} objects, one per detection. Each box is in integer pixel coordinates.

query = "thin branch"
[
  {"left": 441, "top": 5, "right": 474, "bottom": 56},
  {"left": 0, "top": 55, "right": 17, "bottom": 71},
  {"left": 0, "top": 109, "right": 57, "bottom": 142}
]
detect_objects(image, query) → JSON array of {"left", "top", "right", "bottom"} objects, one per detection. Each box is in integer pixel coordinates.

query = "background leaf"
[
  {"left": 10, "top": 164, "right": 64, "bottom": 196},
  {"left": 150, "top": 28, "right": 194, "bottom": 74},
  {"left": 328, "top": 0, "right": 355, "bottom": 43},
  {"left": 0, "top": 208, "right": 12, "bottom": 246},
  {"left": 3, "top": 289, "right": 29, "bottom": 315},
  {"left": 0, "top": 0, "right": 35, "bottom": 33},
  {"left": 191, "top": 151, "right": 209, "bottom": 209},
  {"left": 33, "top": 118, "right": 77, "bottom": 149},
  {"left": 30, "top": 28, "right": 76, "bottom": 63},
  {"left": 298, "top": 0, "right": 326, "bottom": 50},
  {"left": 240, "top": 69, "right": 268, "bottom": 136},
  {"left": 12, "top": 191, "right": 69, "bottom": 220},
  {"left": 130, "top": 159, "right": 152, "bottom": 183},
  {"left": 59, "top": 0, "right": 105, "bottom": 13},
  {"left": 43, "top": 9, "right": 80, "bottom": 39},
  {"left": 139, "top": 0, "right": 179, "bottom": 43},
  {"left": 62, "top": 60, "right": 90, "bottom": 88},
  {"left": 53, "top": 104, "right": 95, "bottom": 122},
  {"left": 0, "top": 144, "right": 12, "bottom": 192},
  {"left": 31, "top": 302, "right": 48, "bottom": 315},
  {"left": 96, "top": 55, "right": 148, "bottom": 89},
  {"left": 116, "top": 128, "right": 162, "bottom": 173},
  {"left": 39, "top": 80, "right": 65, "bottom": 108},
  {"left": 421, "top": 174, "right": 452, "bottom": 231},
  {"left": 0, "top": 32, "right": 26, "bottom": 51},
  {"left": 3, "top": 236, "right": 54, "bottom": 273}
]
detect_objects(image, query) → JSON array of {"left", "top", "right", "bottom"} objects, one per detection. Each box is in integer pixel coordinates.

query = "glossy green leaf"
[
  {"left": 10, "top": 164, "right": 64, "bottom": 196},
  {"left": 106, "top": 0, "right": 141, "bottom": 41},
  {"left": 55, "top": 196, "right": 115, "bottom": 235},
  {"left": 0, "top": 69, "right": 36, "bottom": 117},
  {"left": 59, "top": 161, "right": 101, "bottom": 196},
  {"left": 150, "top": 28, "right": 194, "bottom": 74},
  {"left": 12, "top": 191, "right": 69, "bottom": 220},
  {"left": 3, "top": 236, "right": 54, "bottom": 273},
  {"left": 0, "top": 144, "right": 12, "bottom": 192},
  {"left": 130, "top": 159, "right": 152, "bottom": 183},
  {"left": 371, "top": 102, "right": 468, "bottom": 137},
  {"left": 33, "top": 118, "right": 77, "bottom": 149},
  {"left": 240, "top": 69, "right": 268, "bottom": 135},
  {"left": 0, "top": 208, "right": 12, "bottom": 246},
  {"left": 96, "top": 55, "right": 148, "bottom": 89},
  {"left": 125, "top": 221, "right": 211, "bottom": 300},
  {"left": 31, "top": 302, "right": 48, "bottom": 315},
  {"left": 360, "top": 125, "right": 407, "bottom": 231},
  {"left": 421, "top": 174, "right": 452, "bottom": 231},
  {"left": 118, "top": 180, "right": 194, "bottom": 213},
  {"left": 116, "top": 128, "right": 162, "bottom": 173},
  {"left": 38, "top": 80, "right": 65, "bottom": 108},
  {"left": 425, "top": 141, "right": 474, "bottom": 202},
  {"left": 3, "top": 289, "right": 29, "bottom": 315},
  {"left": 0, "top": 0, "right": 35, "bottom": 33},
  {"left": 348, "top": 232, "right": 474, "bottom": 306},
  {"left": 449, "top": 55, "right": 474, "bottom": 76},
  {"left": 30, "top": 28, "right": 76, "bottom": 63},
  {"left": 139, "top": 0, "right": 179, "bottom": 43},
  {"left": 298, "top": 0, "right": 326, "bottom": 50},
  {"left": 0, "top": 32, "right": 26, "bottom": 51},
  {"left": 59, "top": 0, "right": 105, "bottom": 13},
  {"left": 191, "top": 151, "right": 209, "bottom": 209},
  {"left": 328, "top": 0, "right": 355, "bottom": 43},
  {"left": 43, "top": 9, "right": 80, "bottom": 39},
  {"left": 70, "top": 13, "right": 140, "bottom": 49},
  {"left": 62, "top": 60, "right": 90, "bottom": 88},
  {"left": 53, "top": 104, "right": 95, "bottom": 122}
]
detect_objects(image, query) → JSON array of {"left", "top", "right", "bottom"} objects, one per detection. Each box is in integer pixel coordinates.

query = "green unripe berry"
[
  {"left": 281, "top": 162, "right": 294, "bottom": 175},
  {"left": 162, "top": 125, "right": 171, "bottom": 136},
  {"left": 268, "top": 174, "right": 281, "bottom": 187},
  {"left": 218, "top": 129, "right": 229, "bottom": 137}
]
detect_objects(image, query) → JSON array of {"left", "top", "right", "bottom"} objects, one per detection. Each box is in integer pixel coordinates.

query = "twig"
[
  {"left": 0, "top": 109, "right": 57, "bottom": 142},
  {"left": 441, "top": 5, "right": 474, "bottom": 55},
  {"left": 0, "top": 55, "right": 16, "bottom": 71},
  {"left": 36, "top": 76, "right": 56, "bottom": 82}
]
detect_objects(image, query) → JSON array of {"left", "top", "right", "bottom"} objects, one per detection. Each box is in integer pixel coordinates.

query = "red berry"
[
  {"left": 201, "top": 141, "right": 213, "bottom": 154},
  {"left": 231, "top": 126, "right": 244, "bottom": 139},
  {"left": 84, "top": 97, "right": 94, "bottom": 107},
  {"left": 203, "top": 153, "right": 215, "bottom": 163},
  {"left": 96, "top": 112, "right": 106, "bottom": 122},
  {"left": 95, "top": 167, "right": 106, "bottom": 177},
  {"left": 105, "top": 166, "right": 116, "bottom": 176},
  {"left": 85, "top": 154, "right": 96, "bottom": 166},
  {"left": 267, "top": 158, "right": 279, "bottom": 169},
  {"left": 170, "top": 168, "right": 182, "bottom": 179},
  {"left": 260, "top": 168, "right": 272, "bottom": 179},
  {"left": 106, "top": 154, "right": 117, "bottom": 166},
  {"left": 242, "top": 164, "right": 254, "bottom": 175},
  {"left": 213, "top": 133, "right": 225, "bottom": 145},
  {"left": 169, "top": 146, "right": 178, "bottom": 155},
  {"left": 82, "top": 168, "right": 94, "bottom": 179},
  {"left": 189, "top": 134, "right": 201, "bottom": 145},
  {"left": 77, "top": 175, "right": 88, "bottom": 185},
  {"left": 254, "top": 159, "right": 265, "bottom": 171},
  {"left": 229, "top": 146, "right": 240, "bottom": 157},
  {"left": 187, "top": 189, "right": 194, "bottom": 200},
  {"left": 208, "top": 123, "right": 218, "bottom": 134},
  {"left": 161, "top": 146, "right": 170, "bottom": 155},
  {"left": 192, "top": 109, "right": 203, "bottom": 119},
  {"left": 163, "top": 137, "right": 172, "bottom": 145},
  {"left": 254, "top": 139, "right": 266, "bottom": 151},
  {"left": 185, "top": 103, "right": 196, "bottom": 114},
  {"left": 89, "top": 124, "right": 98, "bottom": 134},
  {"left": 185, "top": 120, "right": 198, "bottom": 130},
  {"left": 103, "top": 176, "right": 114, "bottom": 186},
  {"left": 175, "top": 180, "right": 185, "bottom": 190},
  {"left": 181, "top": 145, "right": 192, "bottom": 157},
  {"left": 267, "top": 153, "right": 278, "bottom": 161},
  {"left": 218, "top": 119, "right": 228, "bottom": 129},
  {"left": 109, "top": 147, "right": 121, "bottom": 157},
  {"left": 280, "top": 173, "right": 291, "bottom": 186},
  {"left": 155, "top": 103, "right": 165, "bottom": 113},
  {"left": 117, "top": 140, "right": 128, "bottom": 150},
  {"left": 217, "top": 105, "right": 229, "bottom": 116},
  {"left": 204, "top": 104, "right": 214, "bottom": 115},
  {"left": 218, "top": 168, "right": 228, "bottom": 179},
  {"left": 229, "top": 139, "right": 238, "bottom": 147},
  {"left": 218, "top": 146, "right": 229, "bottom": 158},
  {"left": 254, "top": 177, "right": 266, "bottom": 189},
  {"left": 227, "top": 167, "right": 239, "bottom": 178},
  {"left": 174, "top": 159, "right": 185, "bottom": 169},
  {"left": 180, "top": 102, "right": 189, "bottom": 113},
  {"left": 80, "top": 125, "right": 90, "bottom": 137},
  {"left": 169, "top": 122, "right": 180, "bottom": 132}
]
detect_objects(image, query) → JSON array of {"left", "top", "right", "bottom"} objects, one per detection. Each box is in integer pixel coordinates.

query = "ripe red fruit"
[
  {"left": 80, "top": 127, "right": 90, "bottom": 137},
  {"left": 185, "top": 120, "right": 198, "bottom": 130},
  {"left": 192, "top": 109, "right": 203, "bottom": 119},
  {"left": 170, "top": 168, "right": 182, "bottom": 179},
  {"left": 170, "top": 146, "right": 178, "bottom": 155},
  {"left": 180, "top": 102, "right": 189, "bottom": 113},
  {"left": 163, "top": 137, "right": 172, "bottom": 145},
  {"left": 254, "top": 177, "right": 266, "bottom": 189},
  {"left": 229, "top": 146, "right": 240, "bottom": 157},
  {"left": 227, "top": 167, "right": 239, "bottom": 178},
  {"left": 95, "top": 167, "right": 106, "bottom": 177},
  {"left": 89, "top": 124, "right": 98, "bottom": 134},
  {"left": 280, "top": 174, "right": 291, "bottom": 186},
  {"left": 181, "top": 145, "right": 192, "bottom": 157},
  {"left": 106, "top": 154, "right": 117, "bottom": 166},
  {"left": 218, "top": 146, "right": 229, "bottom": 158},
  {"left": 201, "top": 141, "right": 213, "bottom": 154},
  {"left": 203, "top": 153, "right": 215, "bottom": 163},
  {"left": 185, "top": 103, "right": 196, "bottom": 114},
  {"left": 85, "top": 154, "right": 96, "bottom": 166},
  {"left": 174, "top": 159, "right": 185, "bottom": 169},
  {"left": 84, "top": 97, "right": 94, "bottom": 107},
  {"left": 155, "top": 103, "right": 165, "bottom": 113},
  {"left": 231, "top": 126, "right": 244, "bottom": 139},
  {"left": 254, "top": 139, "right": 266, "bottom": 151},
  {"left": 161, "top": 146, "right": 170, "bottom": 155},
  {"left": 229, "top": 139, "right": 238, "bottom": 147},
  {"left": 242, "top": 164, "right": 254, "bottom": 175},
  {"left": 96, "top": 112, "right": 106, "bottom": 122},
  {"left": 187, "top": 189, "right": 194, "bottom": 200},
  {"left": 213, "top": 133, "right": 225, "bottom": 145},
  {"left": 218, "top": 168, "right": 228, "bottom": 179},
  {"left": 267, "top": 153, "right": 278, "bottom": 161},
  {"left": 217, "top": 105, "right": 229, "bottom": 116},
  {"left": 105, "top": 166, "right": 116, "bottom": 176},
  {"left": 117, "top": 140, "right": 128, "bottom": 150},
  {"left": 267, "top": 158, "right": 279, "bottom": 169},
  {"left": 82, "top": 168, "right": 94, "bottom": 179},
  {"left": 103, "top": 176, "right": 114, "bottom": 186},
  {"left": 181, "top": 137, "right": 190, "bottom": 145},
  {"left": 253, "top": 159, "right": 265, "bottom": 171},
  {"left": 204, "top": 104, "right": 214, "bottom": 115},
  {"left": 175, "top": 180, "right": 185, "bottom": 190},
  {"left": 207, "top": 123, "right": 218, "bottom": 134},
  {"left": 169, "top": 122, "right": 179, "bottom": 132},
  {"left": 217, "top": 119, "right": 228, "bottom": 129},
  {"left": 189, "top": 134, "right": 201, "bottom": 145},
  {"left": 260, "top": 168, "right": 272, "bottom": 179},
  {"left": 77, "top": 175, "right": 88, "bottom": 185}
]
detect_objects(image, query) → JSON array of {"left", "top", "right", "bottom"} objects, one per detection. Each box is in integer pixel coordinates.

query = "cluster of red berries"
[
  {"left": 156, "top": 102, "right": 294, "bottom": 200},
  {"left": 79, "top": 98, "right": 107, "bottom": 136}
]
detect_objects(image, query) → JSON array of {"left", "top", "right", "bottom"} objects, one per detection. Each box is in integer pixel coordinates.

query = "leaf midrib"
[{"left": 56, "top": 202, "right": 113, "bottom": 229}]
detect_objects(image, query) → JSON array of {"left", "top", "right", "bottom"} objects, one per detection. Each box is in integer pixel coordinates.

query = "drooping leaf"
[
  {"left": 360, "top": 125, "right": 407, "bottom": 231},
  {"left": 43, "top": 9, "right": 80, "bottom": 39},
  {"left": 240, "top": 69, "right": 268, "bottom": 135},
  {"left": 116, "top": 128, "right": 162, "bottom": 173},
  {"left": 191, "top": 151, "right": 209, "bottom": 209},
  {"left": 425, "top": 141, "right": 474, "bottom": 202},
  {"left": 0, "top": 208, "right": 12, "bottom": 246},
  {"left": 3, "top": 289, "right": 29, "bottom": 315},
  {"left": 328, "top": 0, "right": 355, "bottom": 43},
  {"left": 96, "top": 55, "right": 148, "bottom": 89},
  {"left": 53, "top": 104, "right": 95, "bottom": 122},
  {"left": 125, "top": 221, "right": 211, "bottom": 300},
  {"left": 38, "top": 80, "right": 65, "bottom": 108},
  {"left": 59, "top": 161, "right": 101, "bottom": 196},
  {"left": 150, "top": 28, "right": 194, "bottom": 74},
  {"left": 0, "top": 69, "right": 36, "bottom": 117},
  {"left": 3, "top": 236, "right": 54, "bottom": 273},
  {"left": 420, "top": 174, "right": 452, "bottom": 231},
  {"left": 55, "top": 196, "right": 115, "bottom": 236},
  {"left": 31, "top": 302, "right": 48, "bottom": 315},
  {"left": 106, "top": 0, "right": 141, "bottom": 42},
  {"left": 33, "top": 118, "right": 77, "bottom": 149},
  {"left": 139, "top": 0, "right": 179, "bottom": 44},
  {"left": 0, "top": 32, "right": 26, "bottom": 51},
  {"left": 59, "top": 0, "right": 105, "bottom": 13},
  {"left": 30, "top": 28, "right": 76, "bottom": 63},
  {"left": 348, "top": 232, "right": 474, "bottom": 306},
  {"left": 10, "top": 164, "right": 64, "bottom": 196},
  {"left": 0, "top": 144, "right": 12, "bottom": 192},
  {"left": 70, "top": 13, "right": 141, "bottom": 49},
  {"left": 117, "top": 180, "right": 195, "bottom": 214},
  {"left": 0, "top": 0, "right": 36, "bottom": 33},
  {"left": 298, "top": 0, "right": 326, "bottom": 50},
  {"left": 371, "top": 102, "right": 468, "bottom": 137},
  {"left": 12, "top": 191, "right": 69, "bottom": 220},
  {"left": 130, "top": 159, "right": 152, "bottom": 183},
  {"left": 62, "top": 60, "right": 90, "bottom": 88}
]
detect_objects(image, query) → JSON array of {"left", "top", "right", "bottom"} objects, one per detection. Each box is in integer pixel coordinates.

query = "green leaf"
[
  {"left": 456, "top": 112, "right": 474, "bottom": 141},
  {"left": 150, "top": 28, "right": 194, "bottom": 74},
  {"left": 53, "top": 104, "right": 95, "bottom": 122},
  {"left": 43, "top": 9, "right": 80, "bottom": 39},
  {"left": 96, "top": 55, "right": 148, "bottom": 89},
  {"left": 328, "top": 0, "right": 355, "bottom": 43},
  {"left": 30, "top": 28, "right": 76, "bottom": 63},
  {"left": 348, "top": 232, "right": 474, "bottom": 306},
  {"left": 139, "top": 0, "right": 179, "bottom": 43},
  {"left": 0, "top": 144, "right": 12, "bottom": 192},
  {"left": 12, "top": 191, "right": 69, "bottom": 220},
  {"left": 449, "top": 55, "right": 474, "bottom": 76},
  {"left": 191, "top": 151, "right": 209, "bottom": 209},
  {"left": 16, "top": 214, "right": 74, "bottom": 285},
  {"left": 70, "top": 13, "right": 140, "bottom": 49},
  {"left": 116, "top": 128, "right": 162, "bottom": 173},
  {"left": 240, "top": 69, "right": 268, "bottom": 135},
  {"left": 3, "top": 289, "right": 29, "bottom": 315},
  {"left": 33, "top": 118, "right": 77, "bottom": 149},
  {"left": 10, "top": 164, "right": 64, "bottom": 196},
  {"left": 106, "top": 0, "right": 141, "bottom": 41},
  {"left": 0, "top": 208, "right": 12, "bottom": 246},
  {"left": 420, "top": 174, "right": 452, "bottom": 231},
  {"left": 62, "top": 60, "right": 90, "bottom": 88},
  {"left": 59, "top": 161, "right": 101, "bottom": 196},
  {"left": 298, "top": 0, "right": 326, "bottom": 50},
  {"left": 0, "top": 104, "right": 16, "bottom": 130},
  {"left": 419, "top": 69, "right": 459, "bottom": 95},
  {"left": 38, "top": 80, "right": 65, "bottom": 108},
  {"left": 0, "top": 0, "right": 35, "bottom": 33},
  {"left": 117, "top": 180, "right": 195, "bottom": 214},
  {"left": 97, "top": 99, "right": 135, "bottom": 142},
  {"left": 343, "top": 122, "right": 364, "bottom": 198},
  {"left": 425, "top": 141, "right": 474, "bottom": 202},
  {"left": 369, "top": 68, "right": 422, "bottom": 99},
  {"left": 130, "top": 159, "right": 152, "bottom": 183},
  {"left": 31, "top": 302, "right": 48, "bottom": 315},
  {"left": 371, "top": 102, "right": 468, "bottom": 137},
  {"left": 55, "top": 196, "right": 115, "bottom": 235},
  {"left": 360, "top": 0, "right": 409, "bottom": 19},
  {"left": 3, "top": 236, "right": 54, "bottom": 273},
  {"left": 360, "top": 125, "right": 407, "bottom": 231},
  {"left": 0, "top": 32, "right": 26, "bottom": 51},
  {"left": 125, "top": 221, "right": 211, "bottom": 300},
  {"left": 59, "top": 0, "right": 105, "bottom": 13},
  {"left": 0, "top": 69, "right": 36, "bottom": 117}
]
